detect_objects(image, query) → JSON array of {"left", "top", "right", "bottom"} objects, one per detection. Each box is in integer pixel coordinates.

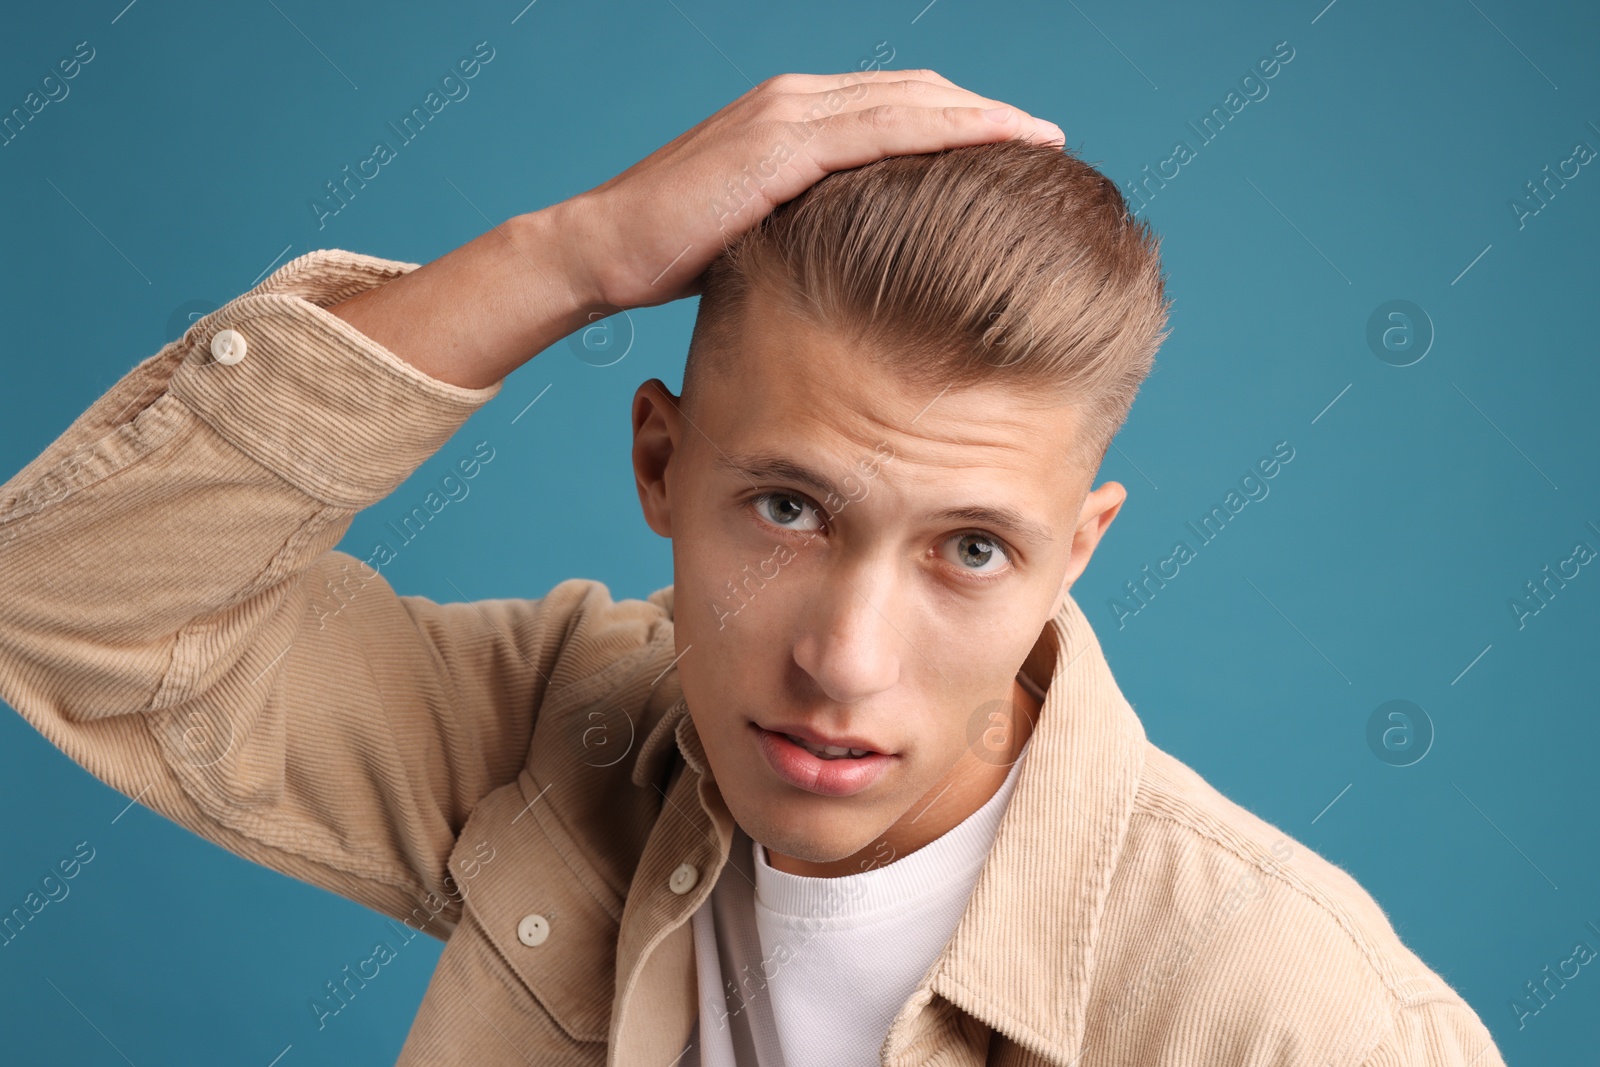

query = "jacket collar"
[{"left": 631, "top": 589, "right": 1146, "bottom": 1065}]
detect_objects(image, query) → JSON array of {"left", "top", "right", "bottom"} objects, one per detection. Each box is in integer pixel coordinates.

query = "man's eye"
[
  {"left": 751, "top": 492, "right": 825, "bottom": 533},
  {"left": 940, "top": 533, "right": 1010, "bottom": 576}
]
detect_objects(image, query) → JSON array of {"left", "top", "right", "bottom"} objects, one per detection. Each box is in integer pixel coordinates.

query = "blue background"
[{"left": 2, "top": 0, "right": 1596, "bottom": 1063}]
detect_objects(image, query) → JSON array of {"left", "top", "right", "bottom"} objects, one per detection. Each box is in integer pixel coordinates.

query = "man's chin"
[{"left": 732, "top": 802, "right": 889, "bottom": 871}]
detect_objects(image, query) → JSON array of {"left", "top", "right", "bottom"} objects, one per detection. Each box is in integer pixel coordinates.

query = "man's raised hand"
[
  {"left": 559, "top": 70, "right": 1066, "bottom": 313},
  {"left": 326, "top": 70, "right": 1061, "bottom": 390}
]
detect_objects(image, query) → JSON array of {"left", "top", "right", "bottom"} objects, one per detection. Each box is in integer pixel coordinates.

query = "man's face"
[{"left": 630, "top": 293, "right": 1125, "bottom": 876}]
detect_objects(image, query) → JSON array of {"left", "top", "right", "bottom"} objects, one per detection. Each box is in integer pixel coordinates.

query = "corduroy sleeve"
[
  {"left": 1358, "top": 995, "right": 1507, "bottom": 1067},
  {"left": 0, "top": 249, "right": 595, "bottom": 939}
]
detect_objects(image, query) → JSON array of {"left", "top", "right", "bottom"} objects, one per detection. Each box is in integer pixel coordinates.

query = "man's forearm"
[{"left": 326, "top": 202, "right": 599, "bottom": 391}]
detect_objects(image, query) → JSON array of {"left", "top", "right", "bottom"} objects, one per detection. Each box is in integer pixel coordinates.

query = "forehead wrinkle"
[
  {"left": 738, "top": 325, "right": 1065, "bottom": 447},
  {"left": 714, "top": 329, "right": 1074, "bottom": 467}
]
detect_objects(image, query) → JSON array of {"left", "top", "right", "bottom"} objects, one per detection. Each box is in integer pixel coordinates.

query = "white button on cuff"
[
  {"left": 210, "top": 329, "right": 247, "bottom": 365},
  {"left": 669, "top": 862, "right": 699, "bottom": 895},
  {"left": 516, "top": 913, "right": 550, "bottom": 947}
]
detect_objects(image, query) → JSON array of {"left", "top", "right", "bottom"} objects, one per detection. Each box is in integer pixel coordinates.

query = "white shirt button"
[
  {"left": 210, "top": 328, "right": 247, "bottom": 365},
  {"left": 669, "top": 862, "right": 699, "bottom": 895},
  {"left": 516, "top": 913, "right": 550, "bottom": 947}
]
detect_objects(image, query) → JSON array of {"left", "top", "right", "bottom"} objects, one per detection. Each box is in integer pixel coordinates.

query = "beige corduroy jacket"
[{"left": 0, "top": 250, "right": 1506, "bottom": 1067}]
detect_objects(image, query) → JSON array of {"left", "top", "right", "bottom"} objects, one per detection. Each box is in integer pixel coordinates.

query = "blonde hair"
[{"left": 682, "top": 138, "right": 1172, "bottom": 474}]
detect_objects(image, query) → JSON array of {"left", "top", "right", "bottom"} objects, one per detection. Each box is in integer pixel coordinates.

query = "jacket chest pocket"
[{"left": 447, "top": 773, "right": 626, "bottom": 1046}]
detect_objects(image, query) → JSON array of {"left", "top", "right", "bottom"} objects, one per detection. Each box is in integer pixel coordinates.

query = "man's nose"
[{"left": 790, "top": 561, "right": 904, "bottom": 704}]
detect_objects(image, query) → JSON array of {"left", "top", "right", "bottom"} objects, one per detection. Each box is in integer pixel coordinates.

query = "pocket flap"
[{"left": 449, "top": 774, "right": 624, "bottom": 1044}]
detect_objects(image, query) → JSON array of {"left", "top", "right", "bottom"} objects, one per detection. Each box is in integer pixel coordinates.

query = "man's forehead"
[{"left": 693, "top": 292, "right": 1091, "bottom": 504}]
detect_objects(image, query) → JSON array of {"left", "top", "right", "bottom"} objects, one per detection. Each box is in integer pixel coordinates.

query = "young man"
[{"left": 0, "top": 71, "right": 1502, "bottom": 1065}]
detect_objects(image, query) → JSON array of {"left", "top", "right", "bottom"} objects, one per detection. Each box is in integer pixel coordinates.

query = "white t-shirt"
[{"left": 686, "top": 730, "right": 1034, "bottom": 1066}]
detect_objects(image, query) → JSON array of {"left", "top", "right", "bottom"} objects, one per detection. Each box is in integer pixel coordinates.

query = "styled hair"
[{"left": 681, "top": 137, "right": 1171, "bottom": 475}]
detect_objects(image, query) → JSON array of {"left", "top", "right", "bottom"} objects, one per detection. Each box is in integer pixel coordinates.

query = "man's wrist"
[
  {"left": 516, "top": 195, "right": 611, "bottom": 318},
  {"left": 324, "top": 205, "right": 603, "bottom": 391},
  {"left": 500, "top": 199, "right": 634, "bottom": 376}
]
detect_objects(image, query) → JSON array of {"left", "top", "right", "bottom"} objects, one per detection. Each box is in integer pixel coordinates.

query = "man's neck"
[{"left": 764, "top": 673, "right": 1042, "bottom": 878}]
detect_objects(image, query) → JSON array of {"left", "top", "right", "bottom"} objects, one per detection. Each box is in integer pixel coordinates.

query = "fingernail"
[
  {"left": 984, "top": 107, "right": 1014, "bottom": 123},
  {"left": 1045, "top": 122, "right": 1065, "bottom": 141}
]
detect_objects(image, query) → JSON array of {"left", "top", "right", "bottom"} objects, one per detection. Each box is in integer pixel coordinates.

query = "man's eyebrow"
[{"left": 715, "top": 451, "right": 1055, "bottom": 546}]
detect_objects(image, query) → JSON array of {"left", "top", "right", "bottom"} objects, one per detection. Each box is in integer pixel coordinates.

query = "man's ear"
[
  {"left": 1048, "top": 480, "right": 1127, "bottom": 618},
  {"left": 632, "top": 378, "right": 682, "bottom": 539}
]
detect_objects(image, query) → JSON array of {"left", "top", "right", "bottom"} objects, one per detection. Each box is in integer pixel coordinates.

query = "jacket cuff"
[{"left": 168, "top": 249, "right": 504, "bottom": 510}]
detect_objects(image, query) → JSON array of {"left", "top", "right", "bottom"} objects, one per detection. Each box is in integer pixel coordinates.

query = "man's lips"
[
  {"left": 750, "top": 723, "right": 896, "bottom": 797},
  {"left": 753, "top": 719, "right": 894, "bottom": 755}
]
